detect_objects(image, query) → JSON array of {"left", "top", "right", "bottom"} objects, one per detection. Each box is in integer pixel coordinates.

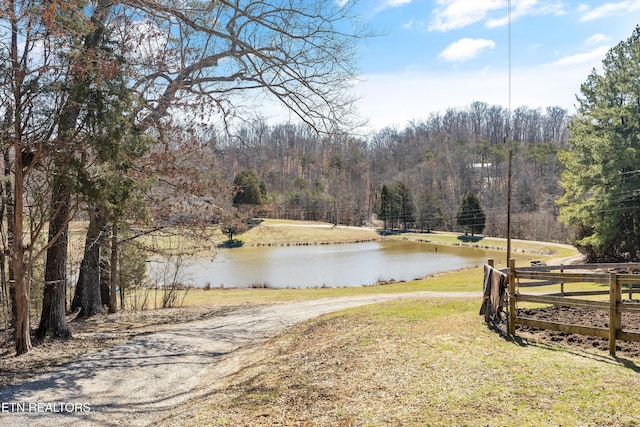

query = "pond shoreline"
[
  {"left": 183, "top": 239, "right": 498, "bottom": 289},
  {"left": 234, "top": 220, "right": 576, "bottom": 260},
  {"left": 247, "top": 237, "right": 380, "bottom": 247}
]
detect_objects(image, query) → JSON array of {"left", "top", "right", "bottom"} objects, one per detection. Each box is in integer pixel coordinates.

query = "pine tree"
[
  {"left": 233, "top": 170, "right": 267, "bottom": 207},
  {"left": 417, "top": 190, "right": 444, "bottom": 232},
  {"left": 558, "top": 25, "right": 640, "bottom": 261},
  {"left": 377, "top": 185, "right": 395, "bottom": 231},
  {"left": 394, "top": 181, "right": 415, "bottom": 230},
  {"left": 456, "top": 192, "right": 486, "bottom": 236}
]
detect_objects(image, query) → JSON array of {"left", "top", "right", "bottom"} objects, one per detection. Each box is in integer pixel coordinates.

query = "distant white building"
[{"left": 471, "top": 162, "right": 496, "bottom": 189}]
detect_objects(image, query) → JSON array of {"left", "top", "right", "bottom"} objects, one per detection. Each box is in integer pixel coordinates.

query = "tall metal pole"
[
  {"left": 506, "top": 146, "right": 512, "bottom": 264},
  {"left": 506, "top": 0, "right": 512, "bottom": 265}
]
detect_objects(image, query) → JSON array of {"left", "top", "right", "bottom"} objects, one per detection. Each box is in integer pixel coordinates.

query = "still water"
[{"left": 183, "top": 240, "right": 491, "bottom": 288}]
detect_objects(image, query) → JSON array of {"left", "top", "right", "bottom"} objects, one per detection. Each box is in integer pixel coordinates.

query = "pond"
[{"left": 176, "top": 240, "right": 492, "bottom": 288}]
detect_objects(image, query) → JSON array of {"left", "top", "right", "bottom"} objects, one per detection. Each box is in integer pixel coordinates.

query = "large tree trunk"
[
  {"left": 75, "top": 208, "right": 107, "bottom": 318},
  {"left": 36, "top": 182, "right": 72, "bottom": 340},
  {"left": 4, "top": 181, "right": 16, "bottom": 329},
  {"left": 8, "top": 4, "right": 31, "bottom": 354},
  {"left": 100, "top": 253, "right": 110, "bottom": 313},
  {"left": 11, "top": 130, "right": 31, "bottom": 355},
  {"left": 36, "top": 0, "right": 113, "bottom": 339},
  {"left": 108, "top": 224, "right": 118, "bottom": 313},
  {"left": 13, "top": 139, "right": 31, "bottom": 354},
  {"left": 13, "top": 264, "right": 30, "bottom": 354},
  {"left": 37, "top": 0, "right": 115, "bottom": 337},
  {"left": 2, "top": 131, "right": 16, "bottom": 329}
]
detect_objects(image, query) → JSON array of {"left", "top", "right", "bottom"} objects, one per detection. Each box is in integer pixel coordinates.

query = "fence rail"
[{"left": 490, "top": 259, "right": 640, "bottom": 356}]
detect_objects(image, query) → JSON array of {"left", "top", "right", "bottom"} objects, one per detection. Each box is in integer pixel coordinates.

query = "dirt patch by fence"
[{"left": 518, "top": 304, "right": 640, "bottom": 359}]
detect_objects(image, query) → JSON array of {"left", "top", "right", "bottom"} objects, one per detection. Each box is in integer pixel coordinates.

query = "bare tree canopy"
[
  {"left": 0, "top": 0, "right": 369, "bottom": 353},
  {"left": 120, "top": 0, "right": 368, "bottom": 133}
]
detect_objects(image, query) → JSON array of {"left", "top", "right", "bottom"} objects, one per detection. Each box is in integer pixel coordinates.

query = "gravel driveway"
[{"left": 0, "top": 292, "right": 478, "bottom": 427}]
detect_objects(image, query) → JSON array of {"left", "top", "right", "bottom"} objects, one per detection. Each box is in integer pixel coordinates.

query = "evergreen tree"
[
  {"left": 394, "top": 181, "right": 415, "bottom": 230},
  {"left": 377, "top": 184, "right": 395, "bottom": 231},
  {"left": 558, "top": 26, "right": 640, "bottom": 261},
  {"left": 233, "top": 169, "right": 267, "bottom": 207},
  {"left": 417, "top": 190, "right": 444, "bottom": 232},
  {"left": 456, "top": 192, "right": 486, "bottom": 236}
]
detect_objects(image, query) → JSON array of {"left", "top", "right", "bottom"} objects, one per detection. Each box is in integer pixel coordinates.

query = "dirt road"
[{"left": 0, "top": 292, "right": 478, "bottom": 427}]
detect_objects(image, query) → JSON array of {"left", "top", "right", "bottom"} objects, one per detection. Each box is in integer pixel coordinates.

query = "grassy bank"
[
  {"left": 177, "top": 266, "right": 487, "bottom": 307},
  {"left": 242, "top": 220, "right": 577, "bottom": 261},
  {"left": 239, "top": 219, "right": 381, "bottom": 246},
  {"left": 132, "top": 218, "right": 576, "bottom": 258},
  {"left": 166, "top": 298, "right": 640, "bottom": 426}
]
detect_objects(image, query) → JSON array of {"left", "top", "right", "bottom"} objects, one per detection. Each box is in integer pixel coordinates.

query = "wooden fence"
[{"left": 491, "top": 259, "right": 640, "bottom": 356}]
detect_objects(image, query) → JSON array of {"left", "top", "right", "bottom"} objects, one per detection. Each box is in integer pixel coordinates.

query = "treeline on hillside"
[{"left": 218, "top": 101, "right": 572, "bottom": 243}]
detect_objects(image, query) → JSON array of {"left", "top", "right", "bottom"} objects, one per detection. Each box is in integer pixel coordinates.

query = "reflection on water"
[{"left": 182, "top": 240, "right": 491, "bottom": 288}]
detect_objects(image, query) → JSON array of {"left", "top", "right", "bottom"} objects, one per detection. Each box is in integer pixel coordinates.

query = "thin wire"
[
  {"left": 508, "top": 0, "right": 512, "bottom": 118},
  {"left": 506, "top": 0, "right": 513, "bottom": 265}
]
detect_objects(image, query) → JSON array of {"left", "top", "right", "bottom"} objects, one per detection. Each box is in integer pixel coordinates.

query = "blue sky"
[{"left": 344, "top": 0, "right": 640, "bottom": 131}]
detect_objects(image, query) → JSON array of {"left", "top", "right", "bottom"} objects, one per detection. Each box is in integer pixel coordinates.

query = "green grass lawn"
[
  {"left": 172, "top": 297, "right": 640, "bottom": 426},
  {"left": 338, "top": 299, "right": 640, "bottom": 426}
]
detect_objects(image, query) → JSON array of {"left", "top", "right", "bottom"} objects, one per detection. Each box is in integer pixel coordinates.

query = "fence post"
[
  {"left": 509, "top": 258, "right": 516, "bottom": 336},
  {"left": 488, "top": 259, "right": 494, "bottom": 268},
  {"left": 609, "top": 272, "right": 621, "bottom": 356}
]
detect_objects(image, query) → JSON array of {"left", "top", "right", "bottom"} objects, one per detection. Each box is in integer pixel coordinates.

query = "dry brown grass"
[
  {"left": 240, "top": 221, "right": 381, "bottom": 246},
  {"left": 157, "top": 299, "right": 640, "bottom": 427},
  {"left": 4, "top": 294, "right": 640, "bottom": 426}
]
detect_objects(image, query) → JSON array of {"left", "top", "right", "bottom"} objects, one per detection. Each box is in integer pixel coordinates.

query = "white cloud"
[
  {"left": 579, "top": 1, "right": 640, "bottom": 22},
  {"left": 486, "top": 0, "right": 566, "bottom": 28},
  {"left": 425, "top": 0, "right": 565, "bottom": 31},
  {"left": 402, "top": 19, "right": 415, "bottom": 29},
  {"left": 438, "top": 38, "right": 496, "bottom": 62},
  {"left": 551, "top": 46, "right": 610, "bottom": 66},
  {"left": 585, "top": 33, "right": 610, "bottom": 45},
  {"left": 372, "top": 0, "right": 412, "bottom": 13},
  {"left": 352, "top": 44, "right": 609, "bottom": 131},
  {"left": 429, "top": 0, "right": 504, "bottom": 32},
  {"left": 335, "top": 0, "right": 350, "bottom": 7},
  {"left": 385, "top": 0, "right": 412, "bottom": 6},
  {"left": 399, "top": 0, "right": 564, "bottom": 32}
]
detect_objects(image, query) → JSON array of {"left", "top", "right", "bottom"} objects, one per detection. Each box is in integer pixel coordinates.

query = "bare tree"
[
  {"left": 32, "top": 0, "right": 368, "bottom": 338},
  {"left": 1, "top": 0, "right": 73, "bottom": 354},
  {"left": 124, "top": 0, "right": 367, "bottom": 134}
]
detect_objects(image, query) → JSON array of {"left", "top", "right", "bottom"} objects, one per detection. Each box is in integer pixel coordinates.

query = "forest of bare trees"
[{"left": 218, "top": 101, "right": 572, "bottom": 243}]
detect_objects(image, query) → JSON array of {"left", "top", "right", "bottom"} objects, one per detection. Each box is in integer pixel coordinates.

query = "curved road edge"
[{"left": 0, "top": 292, "right": 480, "bottom": 427}]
